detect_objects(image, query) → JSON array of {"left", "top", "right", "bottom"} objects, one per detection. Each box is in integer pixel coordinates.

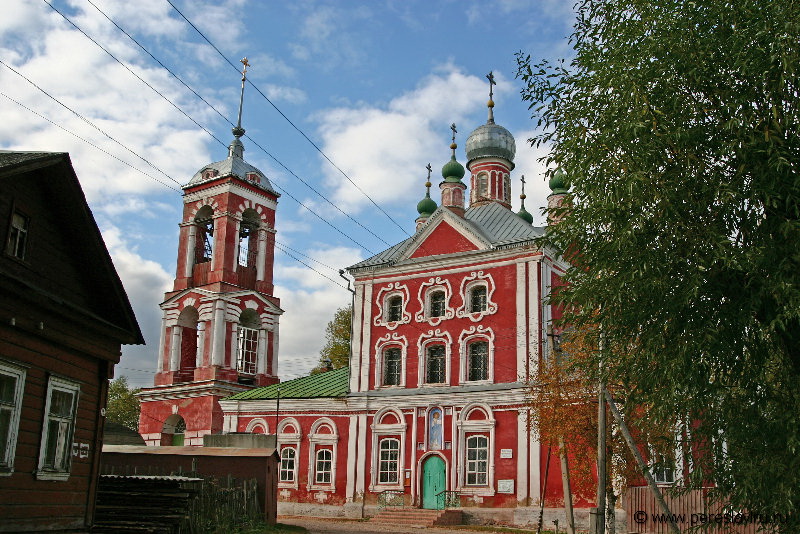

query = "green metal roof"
[{"left": 226, "top": 367, "right": 349, "bottom": 400}]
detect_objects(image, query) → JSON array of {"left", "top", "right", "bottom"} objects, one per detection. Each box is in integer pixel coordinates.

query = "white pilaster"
[
  {"left": 196, "top": 322, "right": 206, "bottom": 367},
  {"left": 157, "top": 315, "right": 167, "bottom": 372},
  {"left": 516, "top": 409, "right": 529, "bottom": 503},
  {"left": 354, "top": 413, "right": 368, "bottom": 500},
  {"left": 516, "top": 261, "right": 527, "bottom": 380},
  {"left": 272, "top": 316, "right": 280, "bottom": 376},
  {"left": 211, "top": 300, "right": 226, "bottom": 366},
  {"left": 210, "top": 217, "right": 220, "bottom": 271},
  {"left": 185, "top": 224, "right": 196, "bottom": 277},
  {"left": 345, "top": 415, "right": 358, "bottom": 502},
  {"left": 169, "top": 326, "right": 181, "bottom": 371},
  {"left": 358, "top": 283, "right": 373, "bottom": 392},
  {"left": 257, "top": 328, "right": 267, "bottom": 374},
  {"left": 256, "top": 227, "right": 267, "bottom": 281},
  {"left": 349, "top": 284, "right": 364, "bottom": 392},
  {"left": 529, "top": 260, "right": 541, "bottom": 378}
]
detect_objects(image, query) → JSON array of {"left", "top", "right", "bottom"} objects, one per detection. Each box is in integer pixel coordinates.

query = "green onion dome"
[
  {"left": 517, "top": 204, "right": 534, "bottom": 224},
  {"left": 548, "top": 168, "right": 569, "bottom": 195},
  {"left": 441, "top": 142, "right": 466, "bottom": 182},
  {"left": 417, "top": 181, "right": 438, "bottom": 217}
]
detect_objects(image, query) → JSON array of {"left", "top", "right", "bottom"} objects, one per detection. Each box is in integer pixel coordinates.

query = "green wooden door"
[{"left": 422, "top": 455, "right": 446, "bottom": 509}]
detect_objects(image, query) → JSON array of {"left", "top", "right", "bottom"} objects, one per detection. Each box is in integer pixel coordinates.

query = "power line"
[{"left": 164, "top": 0, "right": 411, "bottom": 236}]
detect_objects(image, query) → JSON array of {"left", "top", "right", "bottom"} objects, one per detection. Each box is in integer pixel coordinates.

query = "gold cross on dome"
[{"left": 240, "top": 57, "right": 250, "bottom": 77}]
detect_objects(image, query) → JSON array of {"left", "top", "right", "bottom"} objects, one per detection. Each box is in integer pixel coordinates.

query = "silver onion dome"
[{"left": 465, "top": 121, "right": 516, "bottom": 167}]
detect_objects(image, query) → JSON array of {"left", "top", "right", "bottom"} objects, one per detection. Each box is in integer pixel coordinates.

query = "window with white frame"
[
  {"left": 315, "top": 448, "right": 333, "bottom": 484},
  {"left": 651, "top": 451, "right": 676, "bottom": 485},
  {"left": 237, "top": 309, "right": 260, "bottom": 375},
  {"left": 386, "top": 295, "right": 403, "bottom": 323},
  {"left": 469, "top": 285, "right": 487, "bottom": 313},
  {"left": 6, "top": 211, "right": 29, "bottom": 260},
  {"left": 465, "top": 435, "right": 489, "bottom": 486},
  {"left": 425, "top": 345, "right": 446, "bottom": 384},
  {"left": 279, "top": 446, "right": 297, "bottom": 482},
  {"left": 38, "top": 376, "right": 79, "bottom": 480},
  {"left": 429, "top": 290, "right": 446, "bottom": 318},
  {"left": 0, "top": 361, "right": 26, "bottom": 474},
  {"left": 383, "top": 347, "right": 402, "bottom": 386},
  {"left": 378, "top": 438, "right": 400, "bottom": 484},
  {"left": 467, "top": 342, "right": 489, "bottom": 381}
]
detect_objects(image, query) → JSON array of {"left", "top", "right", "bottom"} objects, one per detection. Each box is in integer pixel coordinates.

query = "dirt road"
[{"left": 280, "top": 516, "right": 523, "bottom": 534}]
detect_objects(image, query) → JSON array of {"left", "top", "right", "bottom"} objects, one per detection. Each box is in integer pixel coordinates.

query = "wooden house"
[{"left": 0, "top": 152, "right": 143, "bottom": 532}]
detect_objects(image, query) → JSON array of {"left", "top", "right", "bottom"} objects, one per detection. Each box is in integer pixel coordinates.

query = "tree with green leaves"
[
  {"left": 106, "top": 376, "right": 141, "bottom": 431},
  {"left": 311, "top": 305, "right": 352, "bottom": 374},
  {"left": 518, "top": 0, "right": 800, "bottom": 527}
]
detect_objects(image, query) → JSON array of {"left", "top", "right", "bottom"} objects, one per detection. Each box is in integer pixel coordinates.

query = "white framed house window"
[
  {"left": 0, "top": 360, "right": 26, "bottom": 475},
  {"left": 456, "top": 272, "right": 498, "bottom": 321},
  {"left": 373, "top": 283, "right": 411, "bottom": 330},
  {"left": 37, "top": 376, "right": 80, "bottom": 481},
  {"left": 378, "top": 438, "right": 401, "bottom": 484},
  {"left": 458, "top": 326, "right": 494, "bottom": 384},
  {"left": 374, "top": 333, "right": 408, "bottom": 388},
  {"left": 277, "top": 418, "right": 301, "bottom": 489},
  {"left": 280, "top": 446, "right": 297, "bottom": 483},
  {"left": 415, "top": 278, "right": 454, "bottom": 326},
  {"left": 308, "top": 419, "right": 338, "bottom": 491},
  {"left": 417, "top": 330, "right": 452, "bottom": 387},
  {"left": 6, "top": 211, "right": 30, "bottom": 260},
  {"left": 465, "top": 435, "right": 489, "bottom": 486},
  {"left": 456, "top": 403, "right": 495, "bottom": 495},
  {"left": 370, "top": 408, "right": 406, "bottom": 491},
  {"left": 236, "top": 309, "right": 261, "bottom": 376}
]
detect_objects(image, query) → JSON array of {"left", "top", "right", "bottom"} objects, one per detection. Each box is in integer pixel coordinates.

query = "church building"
[{"left": 138, "top": 71, "right": 573, "bottom": 523}]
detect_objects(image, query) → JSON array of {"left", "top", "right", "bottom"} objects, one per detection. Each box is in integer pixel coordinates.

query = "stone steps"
[{"left": 371, "top": 508, "right": 464, "bottom": 527}]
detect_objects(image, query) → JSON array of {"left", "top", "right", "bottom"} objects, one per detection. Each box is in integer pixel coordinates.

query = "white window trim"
[
  {"left": 279, "top": 445, "right": 298, "bottom": 485},
  {"left": 245, "top": 417, "right": 269, "bottom": 434},
  {"left": 649, "top": 428, "right": 685, "bottom": 486},
  {"left": 458, "top": 326, "right": 495, "bottom": 384},
  {"left": 465, "top": 435, "right": 490, "bottom": 487},
  {"left": 307, "top": 419, "right": 338, "bottom": 491},
  {"left": 374, "top": 333, "right": 407, "bottom": 388},
  {"left": 370, "top": 408, "right": 406, "bottom": 491},
  {"left": 456, "top": 272, "right": 498, "bottom": 321},
  {"left": 0, "top": 360, "right": 26, "bottom": 476},
  {"left": 37, "top": 375, "right": 80, "bottom": 481},
  {"left": 417, "top": 330, "right": 453, "bottom": 387},
  {"left": 277, "top": 418, "right": 301, "bottom": 489},
  {"left": 415, "top": 278, "right": 454, "bottom": 326},
  {"left": 455, "top": 404, "right": 495, "bottom": 495},
  {"left": 374, "top": 283, "right": 411, "bottom": 330}
]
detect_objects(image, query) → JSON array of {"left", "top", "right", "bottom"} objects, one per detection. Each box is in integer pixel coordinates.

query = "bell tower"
[{"left": 139, "top": 59, "right": 283, "bottom": 446}]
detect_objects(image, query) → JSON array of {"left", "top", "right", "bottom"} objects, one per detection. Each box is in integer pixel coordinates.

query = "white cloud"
[
  {"left": 312, "top": 65, "right": 516, "bottom": 215},
  {"left": 274, "top": 245, "right": 363, "bottom": 379},
  {"left": 103, "top": 225, "right": 173, "bottom": 388},
  {"left": 289, "top": 3, "right": 371, "bottom": 69}
]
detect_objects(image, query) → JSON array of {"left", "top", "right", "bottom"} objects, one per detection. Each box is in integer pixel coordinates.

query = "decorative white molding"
[
  {"left": 455, "top": 271, "right": 498, "bottom": 322},
  {"left": 415, "top": 277, "right": 455, "bottom": 326},
  {"left": 458, "top": 326, "right": 495, "bottom": 384},
  {"left": 369, "top": 408, "right": 407, "bottom": 491},
  {"left": 455, "top": 403, "right": 496, "bottom": 496},
  {"left": 416, "top": 329, "right": 453, "bottom": 387},
  {"left": 245, "top": 417, "right": 268, "bottom": 434},
  {"left": 373, "top": 283, "right": 411, "bottom": 330},
  {"left": 307, "top": 419, "right": 338, "bottom": 492},
  {"left": 373, "top": 333, "right": 408, "bottom": 388}
]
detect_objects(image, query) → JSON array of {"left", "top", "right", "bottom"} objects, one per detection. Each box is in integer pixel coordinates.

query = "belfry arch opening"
[
  {"left": 194, "top": 205, "right": 214, "bottom": 265},
  {"left": 238, "top": 208, "right": 260, "bottom": 268},
  {"left": 236, "top": 308, "right": 261, "bottom": 383},
  {"left": 162, "top": 414, "right": 186, "bottom": 446},
  {"left": 176, "top": 306, "right": 199, "bottom": 376}
]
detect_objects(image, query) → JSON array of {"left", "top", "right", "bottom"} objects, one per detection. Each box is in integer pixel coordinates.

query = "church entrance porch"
[{"left": 421, "top": 455, "right": 446, "bottom": 509}]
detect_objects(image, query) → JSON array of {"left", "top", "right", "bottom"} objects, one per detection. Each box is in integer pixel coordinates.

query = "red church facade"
[{"left": 138, "top": 76, "right": 585, "bottom": 525}]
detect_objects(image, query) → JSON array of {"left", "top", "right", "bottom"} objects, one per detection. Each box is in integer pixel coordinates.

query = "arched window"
[
  {"left": 162, "top": 415, "right": 186, "bottom": 446},
  {"left": 238, "top": 208, "right": 260, "bottom": 268},
  {"left": 194, "top": 205, "right": 214, "bottom": 264},
  {"left": 315, "top": 449, "right": 333, "bottom": 484},
  {"left": 468, "top": 341, "right": 489, "bottom": 381},
  {"left": 477, "top": 172, "right": 488, "bottom": 199},
  {"left": 386, "top": 295, "right": 403, "bottom": 322},
  {"left": 378, "top": 438, "right": 400, "bottom": 484},
  {"left": 425, "top": 345, "right": 446, "bottom": 384},
  {"left": 383, "top": 348, "right": 401, "bottom": 386},
  {"left": 237, "top": 309, "right": 260, "bottom": 376},
  {"left": 469, "top": 286, "right": 487, "bottom": 313},
  {"left": 280, "top": 447, "right": 297, "bottom": 482},
  {"left": 429, "top": 290, "right": 446, "bottom": 318},
  {"left": 465, "top": 435, "right": 489, "bottom": 486}
]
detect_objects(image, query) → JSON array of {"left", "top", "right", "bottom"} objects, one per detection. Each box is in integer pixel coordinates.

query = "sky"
[{"left": 0, "top": 0, "right": 575, "bottom": 388}]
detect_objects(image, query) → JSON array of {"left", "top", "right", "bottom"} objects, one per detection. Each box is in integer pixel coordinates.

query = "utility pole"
[{"left": 595, "top": 332, "right": 606, "bottom": 534}]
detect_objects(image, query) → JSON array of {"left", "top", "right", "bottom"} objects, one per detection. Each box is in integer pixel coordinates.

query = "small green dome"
[
  {"left": 549, "top": 168, "right": 569, "bottom": 195},
  {"left": 417, "top": 193, "right": 437, "bottom": 217},
  {"left": 517, "top": 205, "right": 533, "bottom": 224},
  {"left": 441, "top": 155, "right": 465, "bottom": 182}
]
